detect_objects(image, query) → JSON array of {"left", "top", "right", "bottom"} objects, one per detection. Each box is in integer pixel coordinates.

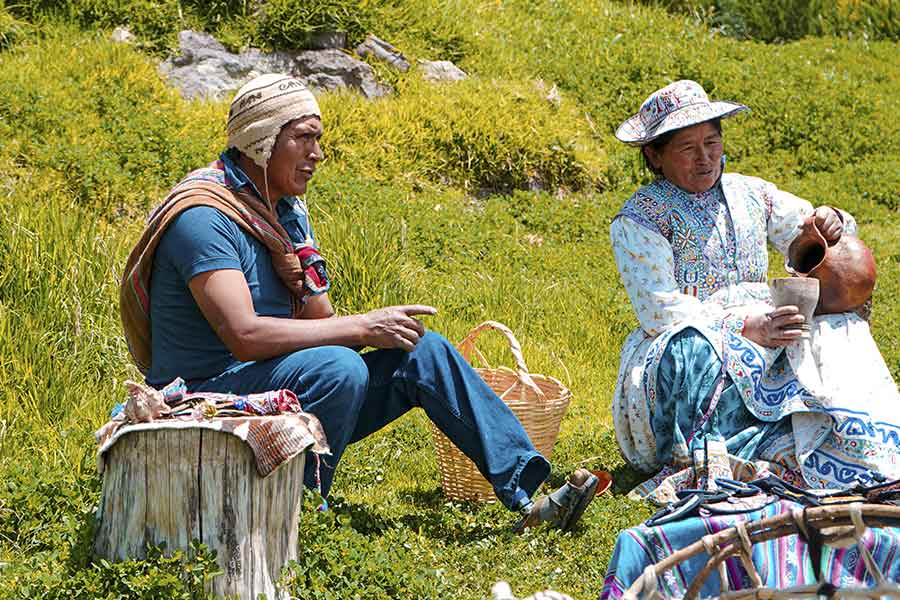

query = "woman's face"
[{"left": 644, "top": 122, "right": 723, "bottom": 193}]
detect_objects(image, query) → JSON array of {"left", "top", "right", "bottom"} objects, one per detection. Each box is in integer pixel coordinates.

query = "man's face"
[
  {"left": 266, "top": 116, "right": 323, "bottom": 199},
  {"left": 645, "top": 122, "right": 723, "bottom": 194}
]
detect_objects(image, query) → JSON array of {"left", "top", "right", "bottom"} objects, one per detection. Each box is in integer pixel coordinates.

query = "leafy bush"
[
  {"left": 321, "top": 76, "right": 606, "bottom": 194},
  {"left": 0, "top": 28, "right": 223, "bottom": 212},
  {"left": 5, "top": 0, "right": 383, "bottom": 52},
  {"left": 282, "top": 495, "right": 454, "bottom": 599},
  {"left": 5, "top": 0, "right": 184, "bottom": 52},
  {"left": 254, "top": 0, "right": 377, "bottom": 50},
  {"left": 0, "top": 5, "right": 29, "bottom": 50},
  {"left": 5, "top": 543, "right": 222, "bottom": 600},
  {"left": 646, "top": 0, "right": 899, "bottom": 42}
]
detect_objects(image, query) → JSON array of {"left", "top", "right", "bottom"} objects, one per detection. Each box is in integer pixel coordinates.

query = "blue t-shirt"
[{"left": 146, "top": 154, "right": 318, "bottom": 387}]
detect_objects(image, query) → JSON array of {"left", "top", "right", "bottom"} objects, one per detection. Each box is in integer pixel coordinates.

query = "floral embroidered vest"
[{"left": 618, "top": 173, "right": 772, "bottom": 301}]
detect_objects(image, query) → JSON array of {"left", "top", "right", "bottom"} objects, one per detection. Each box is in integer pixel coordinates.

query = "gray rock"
[
  {"left": 159, "top": 29, "right": 390, "bottom": 101},
  {"left": 419, "top": 60, "right": 467, "bottom": 83},
  {"left": 356, "top": 34, "right": 410, "bottom": 72},
  {"left": 294, "top": 49, "right": 391, "bottom": 99},
  {"left": 110, "top": 26, "right": 134, "bottom": 44}
]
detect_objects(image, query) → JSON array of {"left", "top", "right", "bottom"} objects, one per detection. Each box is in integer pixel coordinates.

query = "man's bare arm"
[
  {"left": 188, "top": 269, "right": 436, "bottom": 361},
  {"left": 300, "top": 292, "right": 336, "bottom": 319}
]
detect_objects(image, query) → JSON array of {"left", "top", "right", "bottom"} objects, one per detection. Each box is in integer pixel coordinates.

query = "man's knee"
[
  {"left": 281, "top": 346, "right": 368, "bottom": 409},
  {"left": 411, "top": 331, "right": 455, "bottom": 359},
  {"left": 317, "top": 346, "right": 369, "bottom": 397}
]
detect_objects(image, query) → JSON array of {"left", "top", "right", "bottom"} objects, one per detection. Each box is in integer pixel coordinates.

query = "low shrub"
[
  {"left": 4, "top": 543, "right": 222, "bottom": 600},
  {"left": 645, "top": 0, "right": 899, "bottom": 42},
  {"left": 254, "top": 0, "right": 377, "bottom": 50},
  {"left": 5, "top": 0, "right": 384, "bottom": 53},
  {"left": 320, "top": 76, "right": 606, "bottom": 194},
  {"left": 0, "top": 28, "right": 222, "bottom": 211},
  {"left": 282, "top": 495, "right": 454, "bottom": 599},
  {"left": 0, "top": 5, "right": 29, "bottom": 50}
]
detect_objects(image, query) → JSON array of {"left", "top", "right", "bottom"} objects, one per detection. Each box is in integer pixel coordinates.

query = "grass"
[{"left": 0, "top": 1, "right": 897, "bottom": 598}]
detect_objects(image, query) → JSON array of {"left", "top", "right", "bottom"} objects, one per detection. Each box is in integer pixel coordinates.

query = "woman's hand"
[
  {"left": 813, "top": 206, "right": 843, "bottom": 244},
  {"left": 742, "top": 306, "right": 806, "bottom": 348},
  {"left": 360, "top": 305, "right": 438, "bottom": 351}
]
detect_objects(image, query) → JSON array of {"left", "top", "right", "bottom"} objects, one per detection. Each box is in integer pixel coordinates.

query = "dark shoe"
[{"left": 514, "top": 468, "right": 599, "bottom": 533}]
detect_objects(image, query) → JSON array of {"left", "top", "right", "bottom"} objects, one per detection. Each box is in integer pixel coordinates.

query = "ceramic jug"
[{"left": 786, "top": 216, "right": 876, "bottom": 315}]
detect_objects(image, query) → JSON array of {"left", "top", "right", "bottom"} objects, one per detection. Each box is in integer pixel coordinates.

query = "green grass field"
[{"left": 0, "top": 0, "right": 897, "bottom": 597}]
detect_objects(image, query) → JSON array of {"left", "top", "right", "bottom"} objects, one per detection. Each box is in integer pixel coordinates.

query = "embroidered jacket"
[{"left": 609, "top": 172, "right": 855, "bottom": 337}]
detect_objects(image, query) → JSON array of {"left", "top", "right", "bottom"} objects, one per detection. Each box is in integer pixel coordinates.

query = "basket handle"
[{"left": 456, "top": 321, "right": 545, "bottom": 399}]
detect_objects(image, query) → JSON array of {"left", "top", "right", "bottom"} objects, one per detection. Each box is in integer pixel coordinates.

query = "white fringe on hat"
[{"left": 226, "top": 73, "right": 321, "bottom": 168}]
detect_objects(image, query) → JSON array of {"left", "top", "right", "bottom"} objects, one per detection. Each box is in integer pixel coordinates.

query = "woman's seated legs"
[
  {"left": 654, "top": 328, "right": 787, "bottom": 469},
  {"left": 654, "top": 328, "right": 724, "bottom": 465}
]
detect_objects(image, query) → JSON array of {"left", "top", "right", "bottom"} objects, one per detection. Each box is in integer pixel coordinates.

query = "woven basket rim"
[{"left": 622, "top": 502, "right": 900, "bottom": 600}]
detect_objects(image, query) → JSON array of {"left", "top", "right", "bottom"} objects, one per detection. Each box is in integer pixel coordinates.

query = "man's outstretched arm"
[{"left": 188, "top": 269, "right": 436, "bottom": 362}]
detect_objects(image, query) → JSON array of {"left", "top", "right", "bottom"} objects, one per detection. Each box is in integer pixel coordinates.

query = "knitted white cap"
[{"left": 226, "top": 73, "right": 321, "bottom": 168}]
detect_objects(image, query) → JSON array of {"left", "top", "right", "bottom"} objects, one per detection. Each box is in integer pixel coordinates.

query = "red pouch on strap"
[{"left": 294, "top": 245, "right": 330, "bottom": 298}]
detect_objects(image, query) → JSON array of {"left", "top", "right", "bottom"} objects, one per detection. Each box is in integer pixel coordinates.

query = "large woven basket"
[{"left": 431, "top": 321, "right": 571, "bottom": 502}]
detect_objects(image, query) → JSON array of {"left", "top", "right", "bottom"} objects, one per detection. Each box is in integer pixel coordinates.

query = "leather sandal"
[{"left": 514, "top": 468, "right": 600, "bottom": 533}]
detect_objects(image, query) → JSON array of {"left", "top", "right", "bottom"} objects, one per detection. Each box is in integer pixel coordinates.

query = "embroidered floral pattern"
[
  {"left": 618, "top": 175, "right": 767, "bottom": 302},
  {"left": 610, "top": 172, "right": 900, "bottom": 490}
]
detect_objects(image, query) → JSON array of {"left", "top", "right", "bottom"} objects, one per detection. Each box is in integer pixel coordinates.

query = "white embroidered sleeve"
[
  {"left": 765, "top": 181, "right": 858, "bottom": 254},
  {"left": 611, "top": 217, "right": 736, "bottom": 337}
]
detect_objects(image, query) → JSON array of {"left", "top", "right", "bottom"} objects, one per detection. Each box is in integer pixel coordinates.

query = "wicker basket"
[{"left": 431, "top": 321, "right": 571, "bottom": 502}]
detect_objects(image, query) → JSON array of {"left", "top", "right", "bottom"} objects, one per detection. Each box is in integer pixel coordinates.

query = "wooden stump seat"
[{"left": 94, "top": 425, "right": 307, "bottom": 599}]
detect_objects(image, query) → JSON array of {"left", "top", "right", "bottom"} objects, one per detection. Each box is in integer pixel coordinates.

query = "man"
[{"left": 121, "top": 73, "right": 598, "bottom": 532}]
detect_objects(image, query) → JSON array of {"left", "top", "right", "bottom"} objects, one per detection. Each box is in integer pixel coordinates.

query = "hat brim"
[{"left": 615, "top": 101, "right": 749, "bottom": 147}]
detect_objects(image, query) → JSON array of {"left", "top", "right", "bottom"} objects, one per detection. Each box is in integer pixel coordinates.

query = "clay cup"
[{"left": 770, "top": 277, "right": 820, "bottom": 336}]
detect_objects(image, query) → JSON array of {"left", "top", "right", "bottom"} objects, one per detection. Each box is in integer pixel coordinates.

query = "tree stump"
[{"left": 93, "top": 427, "right": 306, "bottom": 599}]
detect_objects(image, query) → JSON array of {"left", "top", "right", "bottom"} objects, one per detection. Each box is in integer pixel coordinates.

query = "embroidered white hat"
[{"left": 615, "top": 80, "right": 748, "bottom": 146}]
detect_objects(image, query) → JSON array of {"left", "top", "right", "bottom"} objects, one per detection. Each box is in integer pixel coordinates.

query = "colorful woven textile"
[
  {"left": 601, "top": 499, "right": 900, "bottom": 599},
  {"left": 96, "top": 378, "right": 331, "bottom": 478},
  {"left": 108, "top": 376, "right": 306, "bottom": 419}
]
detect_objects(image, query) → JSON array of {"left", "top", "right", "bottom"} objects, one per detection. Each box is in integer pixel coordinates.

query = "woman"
[{"left": 610, "top": 80, "right": 898, "bottom": 500}]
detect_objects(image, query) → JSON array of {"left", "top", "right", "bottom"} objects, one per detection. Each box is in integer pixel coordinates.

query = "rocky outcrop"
[
  {"left": 159, "top": 30, "right": 389, "bottom": 101},
  {"left": 158, "top": 30, "right": 467, "bottom": 101},
  {"left": 419, "top": 60, "right": 467, "bottom": 82},
  {"left": 293, "top": 49, "right": 390, "bottom": 99},
  {"left": 355, "top": 34, "right": 410, "bottom": 72}
]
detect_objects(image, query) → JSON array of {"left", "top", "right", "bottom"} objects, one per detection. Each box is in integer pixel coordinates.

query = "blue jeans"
[{"left": 189, "top": 332, "right": 550, "bottom": 511}]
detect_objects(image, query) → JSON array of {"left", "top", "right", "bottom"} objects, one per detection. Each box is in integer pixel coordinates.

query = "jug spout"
[{"left": 787, "top": 217, "right": 827, "bottom": 276}]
